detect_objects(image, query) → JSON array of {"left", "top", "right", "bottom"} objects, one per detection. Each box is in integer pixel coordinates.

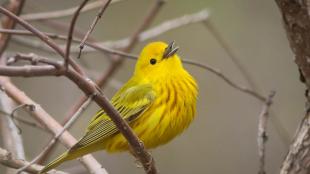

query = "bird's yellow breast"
[{"left": 103, "top": 70, "right": 198, "bottom": 152}]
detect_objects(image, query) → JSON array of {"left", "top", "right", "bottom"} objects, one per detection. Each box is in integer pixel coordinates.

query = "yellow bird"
[{"left": 40, "top": 41, "right": 198, "bottom": 173}]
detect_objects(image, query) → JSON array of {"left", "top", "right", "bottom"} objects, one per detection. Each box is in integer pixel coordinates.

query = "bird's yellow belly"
[{"left": 102, "top": 99, "right": 195, "bottom": 153}]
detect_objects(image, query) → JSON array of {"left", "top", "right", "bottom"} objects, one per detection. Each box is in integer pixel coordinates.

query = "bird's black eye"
[{"left": 150, "top": 58, "right": 157, "bottom": 65}]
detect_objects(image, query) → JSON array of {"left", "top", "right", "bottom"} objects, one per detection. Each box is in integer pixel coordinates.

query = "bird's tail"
[
  {"left": 39, "top": 151, "right": 69, "bottom": 174},
  {"left": 39, "top": 143, "right": 102, "bottom": 174}
]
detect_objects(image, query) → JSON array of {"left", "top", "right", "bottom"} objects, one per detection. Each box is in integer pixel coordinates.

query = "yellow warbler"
[{"left": 40, "top": 41, "right": 198, "bottom": 173}]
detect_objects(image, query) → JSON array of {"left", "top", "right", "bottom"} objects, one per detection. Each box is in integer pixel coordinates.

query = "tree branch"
[
  {"left": 257, "top": 91, "right": 275, "bottom": 174},
  {"left": 0, "top": 6, "right": 85, "bottom": 76},
  {"left": 0, "top": 0, "right": 25, "bottom": 57},
  {"left": 0, "top": 77, "right": 107, "bottom": 174},
  {"left": 275, "top": 0, "right": 310, "bottom": 173},
  {"left": 65, "top": 0, "right": 90, "bottom": 69},
  {"left": 20, "top": 0, "right": 124, "bottom": 21},
  {"left": 0, "top": 1, "right": 26, "bottom": 174},
  {"left": 78, "top": 0, "right": 112, "bottom": 55},
  {"left": 0, "top": 147, "right": 67, "bottom": 174}
]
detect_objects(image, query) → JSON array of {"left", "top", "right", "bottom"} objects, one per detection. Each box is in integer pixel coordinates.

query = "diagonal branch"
[
  {"left": 0, "top": 147, "right": 67, "bottom": 174},
  {"left": 78, "top": 0, "right": 112, "bottom": 55},
  {"left": 65, "top": 0, "right": 90, "bottom": 69},
  {"left": 275, "top": 1, "right": 310, "bottom": 173},
  {"left": 0, "top": 77, "right": 107, "bottom": 174},
  {"left": 0, "top": 0, "right": 25, "bottom": 57},
  {"left": 16, "top": 95, "right": 95, "bottom": 173},
  {"left": 0, "top": 6, "right": 85, "bottom": 76},
  {"left": 20, "top": 0, "right": 124, "bottom": 21}
]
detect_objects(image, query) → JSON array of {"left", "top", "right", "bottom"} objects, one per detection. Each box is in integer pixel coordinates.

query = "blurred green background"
[{"left": 0, "top": 0, "right": 304, "bottom": 173}]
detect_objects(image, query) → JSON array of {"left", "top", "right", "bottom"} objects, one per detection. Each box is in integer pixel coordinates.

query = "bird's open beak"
[{"left": 163, "top": 41, "right": 179, "bottom": 59}]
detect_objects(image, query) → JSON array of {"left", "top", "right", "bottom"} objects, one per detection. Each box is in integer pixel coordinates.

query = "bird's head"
[{"left": 134, "top": 41, "right": 183, "bottom": 78}]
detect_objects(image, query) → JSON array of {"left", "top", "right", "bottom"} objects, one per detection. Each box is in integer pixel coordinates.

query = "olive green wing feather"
[{"left": 70, "top": 83, "right": 155, "bottom": 151}]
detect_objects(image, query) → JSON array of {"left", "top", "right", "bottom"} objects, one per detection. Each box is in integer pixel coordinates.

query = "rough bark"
[{"left": 275, "top": 1, "right": 310, "bottom": 174}]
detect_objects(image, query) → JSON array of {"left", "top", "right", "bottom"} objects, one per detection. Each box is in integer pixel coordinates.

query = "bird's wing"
[{"left": 70, "top": 83, "right": 155, "bottom": 151}]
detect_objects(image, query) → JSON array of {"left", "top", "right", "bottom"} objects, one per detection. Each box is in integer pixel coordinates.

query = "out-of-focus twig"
[
  {"left": 0, "top": 92, "right": 26, "bottom": 174},
  {"left": 257, "top": 91, "right": 275, "bottom": 174},
  {"left": 78, "top": 0, "right": 112, "bottom": 57},
  {"left": 204, "top": 19, "right": 290, "bottom": 145},
  {"left": 10, "top": 103, "right": 35, "bottom": 134},
  {"left": 0, "top": 77, "right": 107, "bottom": 174},
  {"left": 0, "top": 6, "right": 85, "bottom": 76},
  {"left": 0, "top": 2, "right": 26, "bottom": 173},
  {"left": 0, "top": 109, "right": 46, "bottom": 131},
  {"left": 0, "top": 147, "right": 68, "bottom": 174},
  {"left": 21, "top": 0, "right": 124, "bottom": 21},
  {"left": 182, "top": 59, "right": 266, "bottom": 101},
  {"left": 16, "top": 95, "right": 95, "bottom": 174},
  {"left": 7, "top": 9, "right": 210, "bottom": 54},
  {"left": 203, "top": 20, "right": 258, "bottom": 91},
  {"left": 65, "top": 0, "right": 90, "bottom": 69},
  {"left": 0, "top": 0, "right": 25, "bottom": 57}
]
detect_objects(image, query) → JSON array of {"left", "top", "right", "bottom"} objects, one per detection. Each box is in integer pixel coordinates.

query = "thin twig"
[
  {"left": 16, "top": 95, "right": 95, "bottom": 174},
  {"left": 0, "top": 3, "right": 26, "bottom": 172},
  {"left": 0, "top": 6, "right": 85, "bottom": 76},
  {"left": 0, "top": 147, "right": 68, "bottom": 174},
  {"left": 37, "top": 93, "right": 94, "bottom": 163},
  {"left": 0, "top": 0, "right": 25, "bottom": 57},
  {"left": 78, "top": 0, "right": 112, "bottom": 58},
  {"left": 204, "top": 18, "right": 290, "bottom": 146},
  {"left": 65, "top": 0, "right": 90, "bottom": 69},
  {"left": 203, "top": 20, "right": 258, "bottom": 91},
  {"left": 10, "top": 103, "right": 36, "bottom": 134},
  {"left": 0, "top": 109, "right": 46, "bottom": 131},
  {"left": 7, "top": 53, "right": 62, "bottom": 68},
  {"left": 0, "top": 2, "right": 26, "bottom": 171},
  {"left": 2, "top": 9, "right": 210, "bottom": 55},
  {"left": 0, "top": 90, "right": 26, "bottom": 174},
  {"left": 182, "top": 59, "right": 266, "bottom": 101},
  {"left": 257, "top": 91, "right": 276, "bottom": 174},
  {"left": 20, "top": 0, "right": 124, "bottom": 21}
]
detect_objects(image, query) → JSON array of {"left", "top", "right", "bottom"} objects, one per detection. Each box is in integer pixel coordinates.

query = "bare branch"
[
  {"left": 0, "top": 108, "right": 46, "bottom": 131},
  {"left": 0, "top": 6, "right": 85, "bottom": 75},
  {"left": 6, "top": 9, "right": 209, "bottom": 54},
  {"left": 0, "top": 0, "right": 25, "bottom": 57},
  {"left": 20, "top": 0, "right": 124, "bottom": 21},
  {"left": 10, "top": 103, "right": 35, "bottom": 134},
  {"left": 0, "top": 65, "right": 63, "bottom": 77},
  {"left": 0, "top": 78, "right": 107, "bottom": 174},
  {"left": 7, "top": 53, "right": 63, "bottom": 68},
  {"left": 16, "top": 95, "right": 95, "bottom": 174},
  {"left": 203, "top": 20, "right": 258, "bottom": 91},
  {"left": 0, "top": 147, "right": 67, "bottom": 174},
  {"left": 0, "top": 92, "right": 26, "bottom": 174},
  {"left": 275, "top": 1, "right": 310, "bottom": 173},
  {"left": 78, "top": 0, "right": 112, "bottom": 57},
  {"left": 257, "top": 91, "right": 275, "bottom": 174},
  {"left": 182, "top": 59, "right": 266, "bottom": 101},
  {"left": 65, "top": 0, "right": 90, "bottom": 69}
]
